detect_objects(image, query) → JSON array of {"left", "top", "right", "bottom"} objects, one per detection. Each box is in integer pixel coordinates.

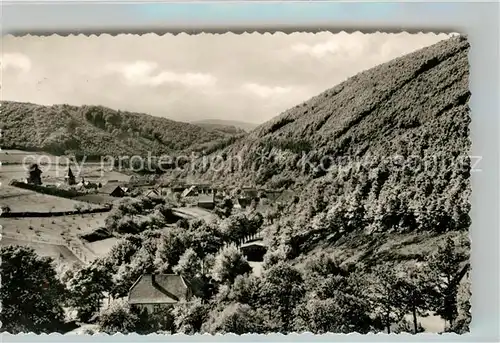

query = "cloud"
[
  {"left": 291, "top": 38, "right": 364, "bottom": 59},
  {"left": 2, "top": 33, "right": 449, "bottom": 123},
  {"left": 292, "top": 41, "right": 341, "bottom": 58},
  {"left": 291, "top": 33, "right": 451, "bottom": 61},
  {"left": 242, "top": 83, "right": 292, "bottom": 98},
  {"left": 1, "top": 53, "right": 32, "bottom": 73},
  {"left": 106, "top": 61, "right": 217, "bottom": 88}
]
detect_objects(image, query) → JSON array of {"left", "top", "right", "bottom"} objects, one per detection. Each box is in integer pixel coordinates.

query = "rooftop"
[{"left": 128, "top": 274, "right": 191, "bottom": 305}]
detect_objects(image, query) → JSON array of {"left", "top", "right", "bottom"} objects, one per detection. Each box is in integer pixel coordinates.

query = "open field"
[
  {"left": 86, "top": 237, "right": 120, "bottom": 257},
  {"left": 0, "top": 237, "right": 80, "bottom": 265},
  {"left": 0, "top": 149, "right": 71, "bottom": 165},
  {"left": 1, "top": 212, "right": 108, "bottom": 239},
  {"left": 73, "top": 194, "right": 121, "bottom": 205},
  {"left": 1, "top": 149, "right": 131, "bottom": 186},
  {"left": 1, "top": 211, "right": 112, "bottom": 264},
  {"left": 0, "top": 164, "right": 130, "bottom": 185},
  {"left": 174, "top": 206, "right": 217, "bottom": 222},
  {"left": 0, "top": 150, "right": 131, "bottom": 266},
  {"left": 0, "top": 185, "right": 106, "bottom": 212}
]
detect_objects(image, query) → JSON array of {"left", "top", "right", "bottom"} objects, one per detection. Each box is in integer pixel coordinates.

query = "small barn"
[
  {"left": 110, "top": 186, "right": 127, "bottom": 197},
  {"left": 240, "top": 241, "right": 267, "bottom": 262},
  {"left": 144, "top": 188, "right": 160, "bottom": 198},
  {"left": 128, "top": 274, "right": 192, "bottom": 314},
  {"left": 181, "top": 185, "right": 197, "bottom": 198},
  {"left": 197, "top": 193, "right": 215, "bottom": 210}
]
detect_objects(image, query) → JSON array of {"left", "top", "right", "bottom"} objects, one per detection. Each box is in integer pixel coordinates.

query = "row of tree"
[{"left": 0, "top": 236, "right": 469, "bottom": 335}]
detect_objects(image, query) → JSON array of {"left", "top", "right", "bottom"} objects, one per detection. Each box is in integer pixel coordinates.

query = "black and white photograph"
[{"left": 0, "top": 32, "right": 471, "bottom": 335}]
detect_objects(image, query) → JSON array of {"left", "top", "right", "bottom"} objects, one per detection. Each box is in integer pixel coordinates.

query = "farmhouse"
[
  {"left": 110, "top": 186, "right": 127, "bottom": 197},
  {"left": 128, "top": 274, "right": 192, "bottom": 314},
  {"left": 181, "top": 185, "right": 197, "bottom": 198},
  {"left": 144, "top": 188, "right": 160, "bottom": 198},
  {"left": 197, "top": 193, "right": 215, "bottom": 210},
  {"left": 99, "top": 183, "right": 128, "bottom": 197}
]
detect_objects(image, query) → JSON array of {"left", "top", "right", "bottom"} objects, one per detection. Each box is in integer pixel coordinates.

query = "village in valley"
[
  {"left": 0, "top": 148, "right": 292, "bottom": 330},
  {"left": 1, "top": 33, "right": 472, "bottom": 336}
]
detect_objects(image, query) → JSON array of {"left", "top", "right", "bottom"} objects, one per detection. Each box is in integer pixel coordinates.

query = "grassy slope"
[{"left": 0, "top": 102, "right": 242, "bottom": 157}]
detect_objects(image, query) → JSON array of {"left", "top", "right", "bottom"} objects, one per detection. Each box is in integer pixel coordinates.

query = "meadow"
[
  {"left": 0, "top": 149, "right": 130, "bottom": 185},
  {"left": 0, "top": 149, "right": 132, "bottom": 267},
  {"left": 0, "top": 237, "right": 80, "bottom": 265},
  {"left": 0, "top": 185, "right": 106, "bottom": 212}
]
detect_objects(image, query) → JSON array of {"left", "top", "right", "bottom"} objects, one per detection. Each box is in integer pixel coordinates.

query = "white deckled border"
[{"left": 0, "top": 1, "right": 498, "bottom": 342}]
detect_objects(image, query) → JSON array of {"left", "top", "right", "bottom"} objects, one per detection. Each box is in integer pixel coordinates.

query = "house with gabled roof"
[
  {"left": 144, "top": 188, "right": 161, "bottom": 198},
  {"left": 98, "top": 182, "right": 128, "bottom": 197},
  {"left": 128, "top": 274, "right": 193, "bottom": 314},
  {"left": 181, "top": 185, "right": 197, "bottom": 198}
]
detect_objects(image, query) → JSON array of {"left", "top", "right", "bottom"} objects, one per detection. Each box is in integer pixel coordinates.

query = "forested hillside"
[
  {"left": 177, "top": 35, "right": 471, "bottom": 233},
  {"left": 0, "top": 102, "right": 241, "bottom": 157},
  {"left": 192, "top": 119, "right": 259, "bottom": 133},
  {"left": 168, "top": 35, "right": 471, "bottom": 271}
]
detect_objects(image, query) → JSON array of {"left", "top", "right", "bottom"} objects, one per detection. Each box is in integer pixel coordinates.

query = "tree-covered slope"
[
  {"left": 176, "top": 35, "right": 471, "bottom": 238},
  {"left": 192, "top": 119, "right": 259, "bottom": 133},
  {"left": 0, "top": 102, "right": 240, "bottom": 157}
]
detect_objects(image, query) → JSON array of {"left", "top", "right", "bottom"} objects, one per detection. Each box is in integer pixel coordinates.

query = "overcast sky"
[{"left": 1, "top": 32, "right": 451, "bottom": 124}]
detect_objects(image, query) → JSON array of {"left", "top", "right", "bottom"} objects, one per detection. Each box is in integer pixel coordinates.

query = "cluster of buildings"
[
  {"left": 128, "top": 240, "right": 268, "bottom": 315},
  {"left": 23, "top": 165, "right": 296, "bottom": 212},
  {"left": 142, "top": 183, "right": 296, "bottom": 213}
]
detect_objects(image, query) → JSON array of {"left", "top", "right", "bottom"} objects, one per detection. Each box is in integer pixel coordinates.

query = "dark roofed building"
[
  {"left": 128, "top": 274, "right": 192, "bottom": 314},
  {"left": 171, "top": 186, "right": 186, "bottom": 193},
  {"left": 197, "top": 193, "right": 215, "bottom": 210},
  {"left": 99, "top": 183, "right": 127, "bottom": 197},
  {"left": 110, "top": 186, "right": 126, "bottom": 197},
  {"left": 240, "top": 241, "right": 267, "bottom": 262}
]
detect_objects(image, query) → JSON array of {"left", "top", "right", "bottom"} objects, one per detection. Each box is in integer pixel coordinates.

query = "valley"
[{"left": 0, "top": 35, "right": 471, "bottom": 335}]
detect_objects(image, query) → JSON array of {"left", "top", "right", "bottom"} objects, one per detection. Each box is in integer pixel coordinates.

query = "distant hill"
[
  {"left": 0, "top": 102, "right": 241, "bottom": 158},
  {"left": 173, "top": 35, "right": 471, "bottom": 241},
  {"left": 192, "top": 119, "right": 260, "bottom": 133}
]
